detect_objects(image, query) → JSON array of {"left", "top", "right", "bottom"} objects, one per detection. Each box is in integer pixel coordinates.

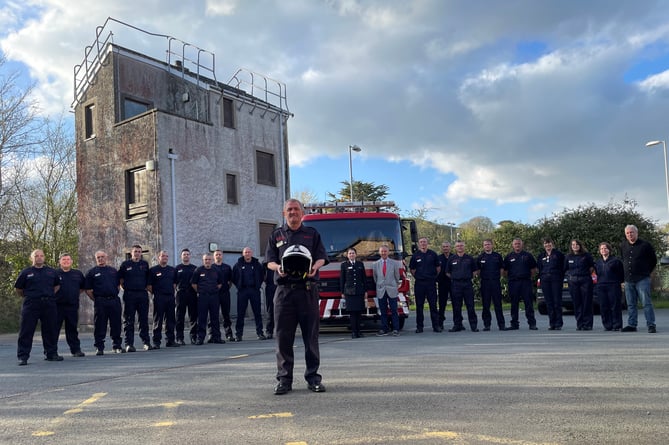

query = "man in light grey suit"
[{"left": 373, "top": 245, "right": 402, "bottom": 336}]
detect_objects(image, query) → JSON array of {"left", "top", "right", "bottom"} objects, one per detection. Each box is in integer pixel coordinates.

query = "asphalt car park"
[{"left": 1, "top": 310, "right": 668, "bottom": 445}]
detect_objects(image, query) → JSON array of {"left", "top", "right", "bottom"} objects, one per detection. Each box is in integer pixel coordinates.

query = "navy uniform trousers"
[
  {"left": 274, "top": 284, "right": 321, "bottom": 386},
  {"left": 18, "top": 297, "right": 58, "bottom": 360},
  {"left": 94, "top": 296, "right": 122, "bottom": 350}
]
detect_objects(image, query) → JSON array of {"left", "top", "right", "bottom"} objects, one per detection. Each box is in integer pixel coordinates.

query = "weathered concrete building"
[{"left": 72, "top": 19, "right": 290, "bottom": 324}]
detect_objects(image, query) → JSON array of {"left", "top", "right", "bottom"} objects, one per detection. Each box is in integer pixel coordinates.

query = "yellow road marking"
[
  {"left": 229, "top": 354, "right": 249, "bottom": 359},
  {"left": 249, "top": 412, "right": 294, "bottom": 419},
  {"left": 153, "top": 421, "right": 175, "bottom": 427},
  {"left": 161, "top": 401, "right": 184, "bottom": 408},
  {"left": 32, "top": 392, "right": 108, "bottom": 437},
  {"left": 286, "top": 442, "right": 308, "bottom": 445}
]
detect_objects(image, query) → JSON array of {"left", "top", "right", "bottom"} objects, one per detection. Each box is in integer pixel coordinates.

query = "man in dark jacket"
[
  {"left": 620, "top": 225, "right": 657, "bottom": 333},
  {"left": 232, "top": 247, "right": 265, "bottom": 341}
]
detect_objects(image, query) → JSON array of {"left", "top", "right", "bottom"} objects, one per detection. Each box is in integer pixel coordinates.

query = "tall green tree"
[
  {"left": 328, "top": 180, "right": 389, "bottom": 202},
  {"left": 458, "top": 216, "right": 495, "bottom": 254},
  {"left": 0, "top": 117, "right": 77, "bottom": 332}
]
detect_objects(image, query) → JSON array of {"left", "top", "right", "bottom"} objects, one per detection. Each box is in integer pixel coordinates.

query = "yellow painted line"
[
  {"left": 32, "top": 392, "right": 108, "bottom": 437},
  {"left": 161, "top": 401, "right": 184, "bottom": 408},
  {"left": 32, "top": 431, "right": 55, "bottom": 437},
  {"left": 321, "top": 430, "right": 560, "bottom": 445},
  {"left": 285, "top": 442, "right": 308, "bottom": 445},
  {"left": 423, "top": 431, "right": 459, "bottom": 439},
  {"left": 249, "top": 412, "right": 294, "bottom": 419},
  {"left": 153, "top": 421, "right": 175, "bottom": 427},
  {"left": 229, "top": 354, "right": 249, "bottom": 359}
]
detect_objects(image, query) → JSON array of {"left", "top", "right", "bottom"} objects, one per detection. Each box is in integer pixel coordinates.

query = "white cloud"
[
  {"left": 205, "top": 0, "right": 238, "bottom": 16},
  {"left": 3, "top": 0, "right": 669, "bottom": 223}
]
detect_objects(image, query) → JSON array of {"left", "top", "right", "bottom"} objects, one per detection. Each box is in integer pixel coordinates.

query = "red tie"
[{"left": 383, "top": 260, "right": 386, "bottom": 276}]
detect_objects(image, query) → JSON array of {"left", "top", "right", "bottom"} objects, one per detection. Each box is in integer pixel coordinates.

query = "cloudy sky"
[{"left": 2, "top": 0, "right": 669, "bottom": 226}]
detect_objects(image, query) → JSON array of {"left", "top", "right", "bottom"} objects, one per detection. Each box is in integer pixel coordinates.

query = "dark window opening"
[
  {"left": 126, "top": 167, "right": 148, "bottom": 218},
  {"left": 226, "top": 173, "right": 238, "bottom": 205},
  {"left": 256, "top": 151, "right": 276, "bottom": 187},
  {"left": 84, "top": 104, "right": 95, "bottom": 139},
  {"left": 123, "top": 97, "right": 150, "bottom": 121},
  {"left": 222, "top": 98, "right": 235, "bottom": 129}
]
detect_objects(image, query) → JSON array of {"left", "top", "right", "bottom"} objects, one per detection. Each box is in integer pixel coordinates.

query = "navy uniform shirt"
[
  {"left": 437, "top": 253, "right": 452, "bottom": 286},
  {"left": 265, "top": 223, "right": 328, "bottom": 284},
  {"left": 504, "top": 250, "right": 537, "bottom": 280},
  {"left": 565, "top": 253, "right": 594, "bottom": 279},
  {"left": 409, "top": 249, "right": 440, "bottom": 281},
  {"left": 15, "top": 266, "right": 60, "bottom": 299},
  {"left": 148, "top": 264, "right": 176, "bottom": 296},
  {"left": 537, "top": 249, "right": 565, "bottom": 280},
  {"left": 85, "top": 266, "right": 120, "bottom": 297},
  {"left": 476, "top": 251, "right": 503, "bottom": 280},
  {"left": 191, "top": 266, "right": 222, "bottom": 294},
  {"left": 447, "top": 254, "right": 478, "bottom": 281},
  {"left": 213, "top": 262, "right": 232, "bottom": 293},
  {"left": 595, "top": 256, "right": 624, "bottom": 284},
  {"left": 175, "top": 263, "right": 197, "bottom": 291},
  {"left": 118, "top": 259, "right": 149, "bottom": 291},
  {"left": 56, "top": 269, "right": 86, "bottom": 305}
]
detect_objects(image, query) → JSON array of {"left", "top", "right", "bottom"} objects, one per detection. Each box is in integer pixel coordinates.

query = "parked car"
[{"left": 536, "top": 279, "right": 626, "bottom": 315}]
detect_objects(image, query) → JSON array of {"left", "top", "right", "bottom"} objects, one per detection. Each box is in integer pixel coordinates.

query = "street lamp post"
[
  {"left": 645, "top": 140, "right": 669, "bottom": 215},
  {"left": 446, "top": 222, "right": 455, "bottom": 242},
  {"left": 348, "top": 144, "right": 362, "bottom": 201}
]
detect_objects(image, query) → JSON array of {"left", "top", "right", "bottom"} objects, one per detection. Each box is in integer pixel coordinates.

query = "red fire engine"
[{"left": 302, "top": 201, "right": 417, "bottom": 330}]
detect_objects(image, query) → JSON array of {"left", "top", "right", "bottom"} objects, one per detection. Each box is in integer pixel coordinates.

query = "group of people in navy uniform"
[
  {"left": 14, "top": 244, "right": 275, "bottom": 365},
  {"left": 14, "top": 209, "right": 658, "bottom": 402},
  {"left": 411, "top": 224, "right": 658, "bottom": 335}
]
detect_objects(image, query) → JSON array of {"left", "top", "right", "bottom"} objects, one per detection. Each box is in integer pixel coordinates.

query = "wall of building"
[{"left": 74, "top": 46, "right": 289, "bottom": 326}]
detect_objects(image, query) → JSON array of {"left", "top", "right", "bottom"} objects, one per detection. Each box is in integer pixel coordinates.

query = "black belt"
[
  {"left": 282, "top": 283, "right": 309, "bottom": 290},
  {"left": 97, "top": 295, "right": 118, "bottom": 299}
]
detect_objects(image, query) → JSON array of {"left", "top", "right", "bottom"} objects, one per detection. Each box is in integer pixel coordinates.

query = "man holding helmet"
[{"left": 266, "top": 198, "right": 328, "bottom": 395}]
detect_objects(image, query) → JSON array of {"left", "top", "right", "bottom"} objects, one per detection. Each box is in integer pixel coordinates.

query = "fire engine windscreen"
[
  {"left": 302, "top": 218, "right": 401, "bottom": 261},
  {"left": 281, "top": 244, "right": 313, "bottom": 280}
]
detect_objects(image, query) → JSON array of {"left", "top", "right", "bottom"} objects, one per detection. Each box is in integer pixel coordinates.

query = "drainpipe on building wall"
[
  {"left": 279, "top": 112, "right": 289, "bottom": 204},
  {"left": 168, "top": 150, "right": 178, "bottom": 255}
]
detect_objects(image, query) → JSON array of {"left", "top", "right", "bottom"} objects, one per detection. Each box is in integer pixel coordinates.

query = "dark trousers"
[
  {"left": 540, "top": 277, "right": 564, "bottom": 328},
  {"left": 176, "top": 289, "right": 198, "bottom": 341},
  {"left": 349, "top": 310, "right": 362, "bottom": 336},
  {"left": 451, "top": 281, "right": 477, "bottom": 329},
  {"left": 596, "top": 283, "right": 623, "bottom": 330},
  {"left": 414, "top": 280, "right": 439, "bottom": 330},
  {"left": 218, "top": 290, "right": 232, "bottom": 335},
  {"left": 480, "top": 279, "right": 505, "bottom": 329},
  {"left": 378, "top": 293, "right": 399, "bottom": 332},
  {"left": 56, "top": 303, "right": 82, "bottom": 353},
  {"left": 152, "top": 293, "right": 176, "bottom": 345},
  {"left": 274, "top": 284, "right": 321, "bottom": 386},
  {"left": 265, "top": 283, "right": 276, "bottom": 336},
  {"left": 508, "top": 279, "right": 536, "bottom": 327},
  {"left": 570, "top": 276, "right": 593, "bottom": 329},
  {"left": 123, "top": 290, "right": 150, "bottom": 346},
  {"left": 236, "top": 288, "right": 264, "bottom": 337},
  {"left": 198, "top": 292, "right": 221, "bottom": 341},
  {"left": 93, "top": 297, "right": 122, "bottom": 350},
  {"left": 436, "top": 279, "right": 450, "bottom": 328},
  {"left": 17, "top": 298, "right": 58, "bottom": 360}
]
